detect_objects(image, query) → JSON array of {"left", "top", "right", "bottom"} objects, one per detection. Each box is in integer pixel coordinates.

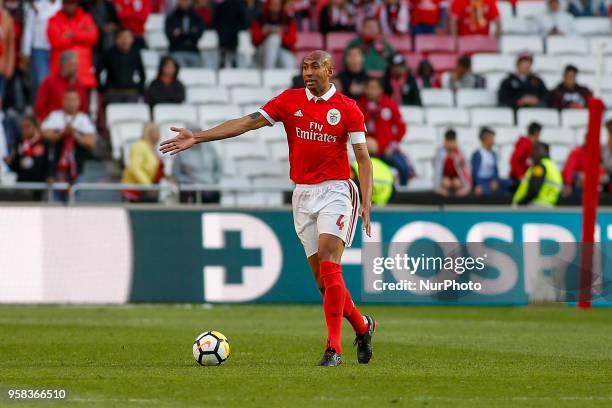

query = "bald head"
[{"left": 302, "top": 50, "right": 334, "bottom": 96}]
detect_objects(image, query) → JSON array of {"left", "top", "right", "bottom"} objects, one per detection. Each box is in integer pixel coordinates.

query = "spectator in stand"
[
  {"left": 351, "top": 158, "right": 395, "bottom": 206},
  {"left": 245, "top": 0, "right": 264, "bottom": 24},
  {"left": 171, "top": 123, "right": 222, "bottom": 203},
  {"left": 97, "top": 27, "right": 146, "bottom": 104},
  {"left": 35, "top": 51, "right": 89, "bottom": 122},
  {"left": 358, "top": 77, "right": 413, "bottom": 185},
  {"left": 336, "top": 46, "right": 368, "bottom": 101},
  {"left": 345, "top": 17, "right": 395, "bottom": 75},
  {"left": 251, "top": 0, "right": 297, "bottom": 69},
  {"left": 512, "top": 142, "right": 562, "bottom": 207},
  {"left": 121, "top": 122, "right": 163, "bottom": 202},
  {"left": 83, "top": 0, "right": 121, "bottom": 66},
  {"left": 415, "top": 59, "right": 439, "bottom": 88},
  {"left": 383, "top": 53, "right": 421, "bottom": 106},
  {"left": 213, "top": 0, "right": 246, "bottom": 68},
  {"left": 537, "top": 0, "right": 575, "bottom": 36},
  {"left": 145, "top": 55, "right": 185, "bottom": 108},
  {"left": 498, "top": 52, "right": 549, "bottom": 110},
  {"left": 567, "top": 0, "right": 608, "bottom": 16},
  {"left": 21, "top": 0, "right": 62, "bottom": 104},
  {"left": 47, "top": 0, "right": 99, "bottom": 90},
  {"left": 113, "top": 0, "right": 151, "bottom": 50},
  {"left": 379, "top": 0, "right": 410, "bottom": 35},
  {"left": 450, "top": 0, "right": 500, "bottom": 37},
  {"left": 550, "top": 65, "right": 592, "bottom": 110},
  {"left": 6, "top": 116, "right": 51, "bottom": 186},
  {"left": 441, "top": 54, "right": 485, "bottom": 90},
  {"left": 434, "top": 128, "right": 471, "bottom": 196},
  {"left": 41, "top": 89, "right": 97, "bottom": 184},
  {"left": 194, "top": 0, "right": 214, "bottom": 27},
  {"left": 410, "top": 0, "right": 442, "bottom": 35},
  {"left": 166, "top": 0, "right": 206, "bottom": 67},
  {"left": 0, "top": 1, "right": 15, "bottom": 103},
  {"left": 318, "top": 0, "right": 356, "bottom": 35},
  {"left": 471, "top": 127, "right": 501, "bottom": 196},
  {"left": 509, "top": 121, "right": 542, "bottom": 184}
]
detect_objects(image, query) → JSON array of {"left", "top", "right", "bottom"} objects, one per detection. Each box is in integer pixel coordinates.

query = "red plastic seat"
[
  {"left": 414, "top": 35, "right": 456, "bottom": 54},
  {"left": 295, "top": 32, "right": 324, "bottom": 51},
  {"left": 326, "top": 32, "right": 357, "bottom": 52},
  {"left": 387, "top": 35, "right": 413, "bottom": 53},
  {"left": 402, "top": 52, "right": 424, "bottom": 70},
  {"left": 428, "top": 53, "right": 459, "bottom": 72},
  {"left": 457, "top": 35, "right": 498, "bottom": 55}
]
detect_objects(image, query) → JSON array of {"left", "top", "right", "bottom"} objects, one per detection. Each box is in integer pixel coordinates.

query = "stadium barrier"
[{"left": 1, "top": 206, "right": 611, "bottom": 305}]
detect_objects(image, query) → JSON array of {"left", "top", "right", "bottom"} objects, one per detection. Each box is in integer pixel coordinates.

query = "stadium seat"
[
  {"left": 500, "top": 35, "right": 544, "bottom": 54},
  {"left": 186, "top": 87, "right": 230, "bottom": 105},
  {"left": 252, "top": 176, "right": 292, "bottom": 190},
  {"left": 268, "top": 140, "right": 289, "bottom": 161},
  {"left": 218, "top": 69, "right": 261, "bottom": 87},
  {"left": 296, "top": 32, "right": 324, "bottom": 51},
  {"left": 420, "top": 89, "right": 454, "bottom": 107},
  {"left": 405, "top": 177, "right": 434, "bottom": 191},
  {"left": 221, "top": 139, "right": 269, "bottom": 161},
  {"left": 560, "top": 56, "right": 598, "bottom": 73},
  {"left": 145, "top": 68, "right": 157, "bottom": 84},
  {"left": 258, "top": 125, "right": 287, "bottom": 143},
  {"left": 405, "top": 124, "right": 437, "bottom": 143},
  {"left": 237, "top": 30, "right": 256, "bottom": 68},
  {"left": 590, "top": 37, "right": 612, "bottom": 56},
  {"left": 154, "top": 104, "right": 198, "bottom": 126},
  {"left": 400, "top": 106, "right": 424, "bottom": 125},
  {"left": 517, "top": 108, "right": 559, "bottom": 127},
  {"left": 426, "top": 108, "right": 470, "bottom": 126},
  {"left": 198, "top": 105, "right": 242, "bottom": 126},
  {"left": 532, "top": 55, "right": 561, "bottom": 74},
  {"left": 501, "top": 16, "right": 534, "bottom": 35},
  {"left": 472, "top": 53, "right": 515, "bottom": 73},
  {"left": 561, "top": 109, "right": 589, "bottom": 128},
  {"left": 574, "top": 17, "right": 612, "bottom": 36},
  {"left": 263, "top": 69, "right": 297, "bottom": 88},
  {"left": 402, "top": 52, "right": 424, "bottom": 69},
  {"left": 484, "top": 72, "right": 507, "bottom": 91},
  {"left": 326, "top": 32, "right": 356, "bottom": 52},
  {"left": 106, "top": 103, "right": 150, "bottom": 126},
  {"left": 146, "top": 31, "right": 168, "bottom": 51},
  {"left": 548, "top": 144, "right": 570, "bottom": 164},
  {"left": 471, "top": 107, "right": 514, "bottom": 127},
  {"left": 141, "top": 49, "right": 160, "bottom": 69},
  {"left": 540, "top": 127, "right": 577, "bottom": 146},
  {"left": 515, "top": 1, "right": 547, "bottom": 17},
  {"left": 602, "top": 92, "right": 612, "bottom": 108},
  {"left": 198, "top": 30, "right": 219, "bottom": 50},
  {"left": 457, "top": 36, "right": 498, "bottom": 55},
  {"left": 456, "top": 89, "right": 497, "bottom": 107},
  {"left": 110, "top": 122, "right": 145, "bottom": 161},
  {"left": 179, "top": 68, "right": 216, "bottom": 87},
  {"left": 145, "top": 13, "right": 164, "bottom": 32},
  {"left": 428, "top": 53, "right": 458, "bottom": 72},
  {"left": 407, "top": 142, "right": 436, "bottom": 161},
  {"left": 240, "top": 104, "right": 264, "bottom": 116},
  {"left": 414, "top": 35, "right": 456, "bottom": 53},
  {"left": 494, "top": 126, "right": 521, "bottom": 145},
  {"left": 540, "top": 73, "right": 560, "bottom": 89},
  {"left": 546, "top": 36, "right": 589, "bottom": 55},
  {"left": 230, "top": 87, "right": 273, "bottom": 105},
  {"left": 237, "top": 158, "right": 283, "bottom": 177},
  {"left": 497, "top": 1, "right": 514, "bottom": 18},
  {"left": 387, "top": 35, "right": 412, "bottom": 53},
  {"left": 218, "top": 177, "right": 251, "bottom": 206}
]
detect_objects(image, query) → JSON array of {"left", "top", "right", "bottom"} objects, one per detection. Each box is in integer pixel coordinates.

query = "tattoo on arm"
[{"left": 248, "top": 112, "right": 263, "bottom": 120}]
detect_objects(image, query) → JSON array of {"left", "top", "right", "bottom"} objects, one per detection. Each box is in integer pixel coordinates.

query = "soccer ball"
[{"left": 192, "top": 331, "right": 230, "bottom": 366}]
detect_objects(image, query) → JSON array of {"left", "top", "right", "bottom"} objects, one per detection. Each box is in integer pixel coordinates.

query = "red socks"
[
  {"left": 320, "top": 261, "right": 345, "bottom": 352},
  {"left": 320, "top": 261, "right": 369, "bottom": 353}
]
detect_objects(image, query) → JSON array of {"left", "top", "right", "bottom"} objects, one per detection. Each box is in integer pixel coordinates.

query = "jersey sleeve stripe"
[
  {"left": 349, "top": 131, "right": 366, "bottom": 144},
  {"left": 257, "top": 108, "right": 275, "bottom": 125}
]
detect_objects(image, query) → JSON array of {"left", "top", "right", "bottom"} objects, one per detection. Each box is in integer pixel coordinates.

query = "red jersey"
[
  {"left": 259, "top": 85, "right": 366, "bottom": 184},
  {"left": 410, "top": 0, "right": 441, "bottom": 26},
  {"left": 450, "top": 0, "right": 499, "bottom": 36}
]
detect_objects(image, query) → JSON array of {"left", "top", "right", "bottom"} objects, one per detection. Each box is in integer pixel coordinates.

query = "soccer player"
[{"left": 160, "top": 50, "right": 376, "bottom": 367}]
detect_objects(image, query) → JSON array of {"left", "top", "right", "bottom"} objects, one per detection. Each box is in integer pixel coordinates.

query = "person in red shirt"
[
  {"left": 509, "top": 122, "right": 541, "bottom": 184},
  {"left": 161, "top": 50, "right": 375, "bottom": 367},
  {"left": 113, "top": 0, "right": 151, "bottom": 50},
  {"left": 450, "top": 0, "right": 501, "bottom": 37},
  {"left": 47, "top": 0, "right": 99, "bottom": 90},
  {"left": 410, "top": 0, "right": 441, "bottom": 34},
  {"left": 358, "top": 76, "right": 413, "bottom": 184},
  {"left": 34, "top": 51, "right": 88, "bottom": 121},
  {"left": 434, "top": 129, "right": 471, "bottom": 196},
  {"left": 250, "top": 0, "right": 297, "bottom": 69}
]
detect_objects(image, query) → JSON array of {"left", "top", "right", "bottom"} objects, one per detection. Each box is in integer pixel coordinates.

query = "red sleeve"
[
  {"left": 348, "top": 102, "right": 366, "bottom": 134},
  {"left": 74, "top": 14, "right": 99, "bottom": 46},
  {"left": 47, "top": 17, "right": 73, "bottom": 51},
  {"left": 510, "top": 138, "right": 527, "bottom": 178},
  {"left": 391, "top": 103, "right": 406, "bottom": 143},
  {"left": 282, "top": 20, "right": 298, "bottom": 50},
  {"left": 116, "top": 0, "right": 151, "bottom": 24},
  {"left": 450, "top": 0, "right": 463, "bottom": 17},
  {"left": 251, "top": 20, "right": 265, "bottom": 48},
  {"left": 259, "top": 91, "right": 288, "bottom": 124},
  {"left": 487, "top": 0, "right": 500, "bottom": 20},
  {"left": 562, "top": 149, "right": 578, "bottom": 186}
]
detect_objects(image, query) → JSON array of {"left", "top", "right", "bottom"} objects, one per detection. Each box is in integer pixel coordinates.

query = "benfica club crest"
[{"left": 326, "top": 108, "right": 341, "bottom": 126}]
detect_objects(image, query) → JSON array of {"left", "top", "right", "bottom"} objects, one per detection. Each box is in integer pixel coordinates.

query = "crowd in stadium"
[{"left": 0, "top": 0, "right": 610, "bottom": 204}]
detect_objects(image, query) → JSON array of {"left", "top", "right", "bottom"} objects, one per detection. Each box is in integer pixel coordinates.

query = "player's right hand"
[
  {"left": 359, "top": 205, "right": 371, "bottom": 238},
  {"left": 160, "top": 127, "right": 196, "bottom": 155}
]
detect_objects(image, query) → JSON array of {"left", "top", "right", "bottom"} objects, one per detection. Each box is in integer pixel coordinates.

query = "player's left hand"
[
  {"left": 359, "top": 205, "right": 371, "bottom": 237},
  {"left": 160, "top": 127, "right": 196, "bottom": 155}
]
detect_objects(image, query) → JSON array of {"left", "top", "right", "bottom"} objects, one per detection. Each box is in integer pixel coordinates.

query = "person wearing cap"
[
  {"left": 550, "top": 65, "right": 592, "bottom": 110},
  {"left": 383, "top": 53, "right": 421, "bottom": 106},
  {"left": 512, "top": 142, "right": 562, "bottom": 207},
  {"left": 537, "top": 0, "right": 575, "bottom": 36},
  {"left": 498, "top": 52, "right": 549, "bottom": 110}
]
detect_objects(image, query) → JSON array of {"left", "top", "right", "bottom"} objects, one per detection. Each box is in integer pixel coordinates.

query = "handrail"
[{"left": 0, "top": 182, "right": 72, "bottom": 203}]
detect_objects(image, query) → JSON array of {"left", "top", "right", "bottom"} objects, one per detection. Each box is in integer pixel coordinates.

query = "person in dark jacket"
[
  {"left": 97, "top": 27, "right": 146, "bottom": 103},
  {"left": 213, "top": 0, "right": 247, "bottom": 68},
  {"left": 7, "top": 116, "right": 51, "bottom": 183},
  {"left": 319, "top": 0, "right": 356, "bottom": 35},
  {"left": 336, "top": 46, "right": 369, "bottom": 101},
  {"left": 550, "top": 65, "right": 592, "bottom": 110},
  {"left": 145, "top": 56, "right": 186, "bottom": 108},
  {"left": 165, "top": 0, "right": 206, "bottom": 67},
  {"left": 383, "top": 53, "right": 421, "bottom": 106},
  {"left": 498, "top": 51, "right": 549, "bottom": 109},
  {"left": 83, "top": 0, "right": 120, "bottom": 66}
]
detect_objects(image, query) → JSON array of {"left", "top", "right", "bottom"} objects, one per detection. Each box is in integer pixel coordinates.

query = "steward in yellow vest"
[{"left": 512, "top": 142, "right": 562, "bottom": 207}]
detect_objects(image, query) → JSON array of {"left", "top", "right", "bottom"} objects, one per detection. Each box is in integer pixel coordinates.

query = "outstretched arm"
[
  {"left": 159, "top": 112, "right": 270, "bottom": 155},
  {"left": 353, "top": 142, "right": 373, "bottom": 237}
]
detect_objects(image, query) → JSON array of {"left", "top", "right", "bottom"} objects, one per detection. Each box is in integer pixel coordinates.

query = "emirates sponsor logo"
[{"left": 295, "top": 121, "right": 337, "bottom": 143}]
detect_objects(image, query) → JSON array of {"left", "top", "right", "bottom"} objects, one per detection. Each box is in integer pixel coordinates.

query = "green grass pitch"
[{"left": 1, "top": 304, "right": 612, "bottom": 407}]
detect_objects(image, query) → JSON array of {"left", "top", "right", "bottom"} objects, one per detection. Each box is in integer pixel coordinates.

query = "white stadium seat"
[
  {"left": 407, "top": 142, "right": 436, "bottom": 161},
  {"left": 501, "top": 16, "right": 534, "bottom": 35},
  {"left": 263, "top": 69, "right": 297, "bottom": 88},
  {"left": 532, "top": 55, "right": 561, "bottom": 74},
  {"left": 425, "top": 108, "right": 470, "bottom": 126},
  {"left": 561, "top": 109, "right": 589, "bottom": 128},
  {"left": 400, "top": 106, "right": 424, "bottom": 125},
  {"left": 141, "top": 49, "right": 160, "bottom": 69},
  {"left": 153, "top": 104, "right": 198, "bottom": 125},
  {"left": 405, "top": 124, "right": 437, "bottom": 143},
  {"left": 471, "top": 107, "right": 514, "bottom": 127},
  {"left": 237, "top": 158, "right": 283, "bottom": 178},
  {"left": 590, "top": 37, "right": 612, "bottom": 55},
  {"left": 187, "top": 87, "right": 230, "bottom": 105},
  {"left": 230, "top": 87, "right": 273, "bottom": 105},
  {"left": 237, "top": 31, "right": 256, "bottom": 68},
  {"left": 574, "top": 17, "right": 611, "bottom": 36},
  {"left": 472, "top": 53, "right": 515, "bottom": 73},
  {"left": 540, "top": 73, "right": 561, "bottom": 89},
  {"left": 516, "top": 1, "right": 547, "bottom": 17},
  {"left": 240, "top": 104, "right": 264, "bottom": 116},
  {"left": 497, "top": 1, "right": 514, "bottom": 18},
  {"left": 549, "top": 144, "right": 570, "bottom": 164},
  {"left": 110, "top": 122, "right": 145, "bottom": 161},
  {"left": 560, "top": 56, "right": 599, "bottom": 73},
  {"left": 258, "top": 125, "right": 287, "bottom": 143},
  {"left": 198, "top": 30, "right": 219, "bottom": 50},
  {"left": 218, "top": 69, "right": 261, "bottom": 87},
  {"left": 500, "top": 35, "right": 544, "bottom": 54},
  {"left": 106, "top": 103, "right": 150, "bottom": 126},
  {"left": 517, "top": 108, "right": 559, "bottom": 127},
  {"left": 494, "top": 126, "right": 521, "bottom": 145},
  {"left": 546, "top": 36, "right": 589, "bottom": 55},
  {"left": 456, "top": 89, "right": 497, "bottom": 107},
  {"left": 268, "top": 140, "right": 289, "bottom": 161},
  {"left": 420, "top": 89, "right": 454, "bottom": 107},
  {"left": 484, "top": 72, "right": 507, "bottom": 91},
  {"left": 178, "top": 68, "right": 216, "bottom": 87},
  {"left": 540, "top": 127, "right": 577, "bottom": 146},
  {"left": 145, "top": 13, "right": 164, "bottom": 32},
  {"left": 146, "top": 31, "right": 168, "bottom": 51},
  {"left": 220, "top": 139, "right": 268, "bottom": 161},
  {"left": 198, "top": 105, "right": 242, "bottom": 126},
  {"left": 145, "top": 68, "right": 157, "bottom": 84}
]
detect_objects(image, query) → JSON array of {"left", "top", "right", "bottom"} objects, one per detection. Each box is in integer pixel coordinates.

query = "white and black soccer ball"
[{"left": 192, "top": 331, "right": 230, "bottom": 366}]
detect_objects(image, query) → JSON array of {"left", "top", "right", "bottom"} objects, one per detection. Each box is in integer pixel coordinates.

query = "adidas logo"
[{"left": 294, "top": 110, "right": 303, "bottom": 117}]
